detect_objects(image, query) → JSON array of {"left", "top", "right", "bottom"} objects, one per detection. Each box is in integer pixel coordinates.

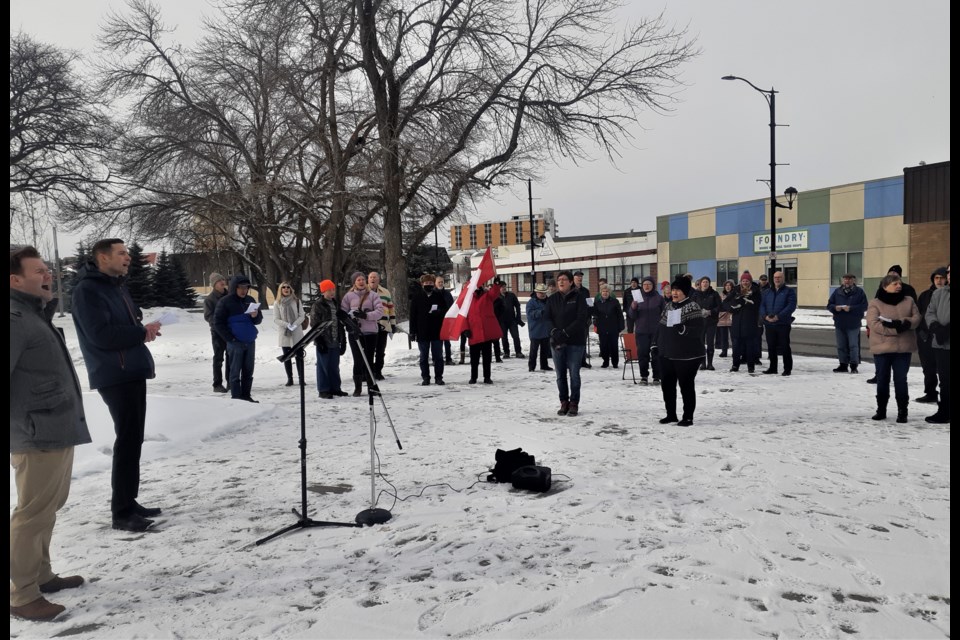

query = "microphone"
[{"left": 336, "top": 308, "right": 362, "bottom": 336}]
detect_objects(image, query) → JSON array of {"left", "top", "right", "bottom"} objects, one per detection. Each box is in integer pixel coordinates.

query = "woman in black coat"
[
  {"left": 657, "top": 277, "right": 705, "bottom": 426},
  {"left": 691, "top": 277, "right": 721, "bottom": 370},
  {"left": 721, "top": 272, "right": 762, "bottom": 373},
  {"left": 593, "top": 284, "right": 625, "bottom": 368}
]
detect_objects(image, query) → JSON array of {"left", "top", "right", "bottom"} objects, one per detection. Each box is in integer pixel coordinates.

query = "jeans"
[
  {"left": 834, "top": 326, "right": 861, "bottom": 365},
  {"left": 316, "top": 346, "right": 341, "bottom": 393},
  {"left": 873, "top": 352, "right": 911, "bottom": 399},
  {"left": 418, "top": 339, "right": 445, "bottom": 381},
  {"left": 226, "top": 340, "right": 257, "bottom": 399},
  {"left": 552, "top": 344, "right": 585, "bottom": 404}
]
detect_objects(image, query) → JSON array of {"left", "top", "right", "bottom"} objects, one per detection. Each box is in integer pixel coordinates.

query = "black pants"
[
  {"left": 500, "top": 321, "right": 522, "bottom": 355},
  {"left": 732, "top": 331, "right": 758, "bottom": 367},
  {"left": 281, "top": 346, "right": 305, "bottom": 383},
  {"left": 703, "top": 324, "right": 716, "bottom": 366},
  {"left": 373, "top": 329, "right": 388, "bottom": 376},
  {"left": 917, "top": 337, "right": 938, "bottom": 396},
  {"left": 349, "top": 333, "right": 378, "bottom": 385},
  {"left": 470, "top": 341, "right": 493, "bottom": 381},
  {"left": 635, "top": 332, "right": 659, "bottom": 379},
  {"left": 98, "top": 380, "right": 148, "bottom": 516},
  {"left": 443, "top": 340, "right": 452, "bottom": 360},
  {"left": 211, "top": 330, "right": 229, "bottom": 386},
  {"left": 764, "top": 324, "right": 793, "bottom": 373},
  {"left": 598, "top": 332, "right": 619, "bottom": 366},
  {"left": 660, "top": 359, "right": 700, "bottom": 420},
  {"left": 716, "top": 326, "right": 729, "bottom": 352},
  {"left": 528, "top": 337, "right": 550, "bottom": 370}
]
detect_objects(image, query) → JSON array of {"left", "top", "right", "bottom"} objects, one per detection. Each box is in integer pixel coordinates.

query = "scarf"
[
  {"left": 276, "top": 295, "right": 301, "bottom": 324},
  {"left": 876, "top": 288, "right": 905, "bottom": 307}
]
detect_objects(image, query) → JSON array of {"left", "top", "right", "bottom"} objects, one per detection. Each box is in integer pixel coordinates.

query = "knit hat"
[
  {"left": 930, "top": 266, "right": 947, "bottom": 283},
  {"left": 660, "top": 280, "right": 670, "bottom": 290},
  {"left": 671, "top": 276, "right": 692, "bottom": 296},
  {"left": 642, "top": 276, "right": 656, "bottom": 286},
  {"left": 630, "top": 277, "right": 640, "bottom": 285},
  {"left": 740, "top": 271, "right": 753, "bottom": 282},
  {"left": 350, "top": 271, "right": 365, "bottom": 283},
  {"left": 319, "top": 279, "right": 336, "bottom": 293},
  {"left": 888, "top": 264, "right": 903, "bottom": 276},
  {"left": 209, "top": 272, "right": 226, "bottom": 287}
]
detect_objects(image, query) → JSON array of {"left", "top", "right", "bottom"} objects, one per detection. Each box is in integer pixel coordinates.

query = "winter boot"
[
  {"left": 833, "top": 363, "right": 848, "bottom": 373},
  {"left": 849, "top": 364, "right": 858, "bottom": 374},
  {"left": 352, "top": 377, "right": 363, "bottom": 397},
  {"left": 459, "top": 351, "right": 466, "bottom": 365},
  {"left": 872, "top": 393, "right": 889, "bottom": 420},
  {"left": 915, "top": 392, "right": 938, "bottom": 404},
  {"left": 895, "top": 394, "right": 909, "bottom": 424}
]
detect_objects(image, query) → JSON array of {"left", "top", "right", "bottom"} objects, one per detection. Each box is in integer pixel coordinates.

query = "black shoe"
[
  {"left": 212, "top": 384, "right": 229, "bottom": 394},
  {"left": 515, "top": 352, "right": 526, "bottom": 358},
  {"left": 659, "top": 415, "right": 679, "bottom": 424},
  {"left": 652, "top": 378, "right": 660, "bottom": 384},
  {"left": 243, "top": 396, "right": 259, "bottom": 403},
  {"left": 582, "top": 362, "right": 592, "bottom": 369},
  {"left": 677, "top": 418, "right": 694, "bottom": 427},
  {"left": 469, "top": 378, "right": 477, "bottom": 384},
  {"left": 495, "top": 357, "right": 503, "bottom": 363},
  {"left": 833, "top": 364, "right": 849, "bottom": 373},
  {"left": 849, "top": 365, "right": 858, "bottom": 373},
  {"left": 729, "top": 367, "right": 739, "bottom": 372},
  {"left": 866, "top": 376, "right": 877, "bottom": 384},
  {"left": 541, "top": 366, "right": 554, "bottom": 371},
  {"left": 781, "top": 371, "right": 791, "bottom": 377},
  {"left": 435, "top": 379, "right": 445, "bottom": 386},
  {"left": 285, "top": 379, "right": 294, "bottom": 387},
  {"left": 699, "top": 364, "right": 706, "bottom": 371},
  {"left": 748, "top": 366, "right": 755, "bottom": 374},
  {"left": 132, "top": 502, "right": 162, "bottom": 518},
  {"left": 719, "top": 351, "right": 728, "bottom": 358},
  {"left": 601, "top": 362, "right": 609, "bottom": 369},
  {"left": 112, "top": 513, "right": 155, "bottom": 532},
  {"left": 762, "top": 368, "right": 777, "bottom": 375},
  {"left": 319, "top": 392, "right": 333, "bottom": 399},
  {"left": 915, "top": 393, "right": 938, "bottom": 404},
  {"left": 925, "top": 412, "right": 950, "bottom": 424},
  {"left": 640, "top": 377, "right": 649, "bottom": 385},
  {"left": 706, "top": 364, "right": 715, "bottom": 371},
  {"left": 483, "top": 378, "right": 493, "bottom": 384},
  {"left": 445, "top": 358, "right": 455, "bottom": 365},
  {"left": 557, "top": 401, "right": 570, "bottom": 416},
  {"left": 374, "top": 374, "right": 385, "bottom": 381},
  {"left": 421, "top": 379, "right": 431, "bottom": 386},
  {"left": 333, "top": 390, "right": 349, "bottom": 397}
]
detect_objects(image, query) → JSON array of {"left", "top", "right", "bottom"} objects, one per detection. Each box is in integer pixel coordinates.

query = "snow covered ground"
[{"left": 10, "top": 307, "right": 950, "bottom": 639}]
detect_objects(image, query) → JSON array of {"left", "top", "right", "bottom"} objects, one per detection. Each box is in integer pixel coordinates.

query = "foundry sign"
[{"left": 754, "top": 229, "right": 809, "bottom": 253}]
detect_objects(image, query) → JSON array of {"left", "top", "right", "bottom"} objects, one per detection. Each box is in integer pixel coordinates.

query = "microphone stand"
[
  {"left": 255, "top": 322, "right": 360, "bottom": 545},
  {"left": 338, "top": 311, "right": 404, "bottom": 526}
]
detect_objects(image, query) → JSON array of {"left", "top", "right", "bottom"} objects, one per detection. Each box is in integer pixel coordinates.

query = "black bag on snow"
[{"left": 488, "top": 448, "right": 535, "bottom": 483}]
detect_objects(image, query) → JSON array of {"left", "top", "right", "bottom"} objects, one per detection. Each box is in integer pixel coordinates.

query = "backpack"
[{"left": 488, "top": 447, "right": 535, "bottom": 483}]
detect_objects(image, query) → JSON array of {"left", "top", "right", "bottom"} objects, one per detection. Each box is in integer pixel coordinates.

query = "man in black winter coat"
[
  {"left": 410, "top": 274, "right": 451, "bottom": 385},
  {"left": 544, "top": 271, "right": 591, "bottom": 416},
  {"left": 691, "top": 277, "right": 721, "bottom": 370},
  {"left": 496, "top": 280, "right": 525, "bottom": 358}
]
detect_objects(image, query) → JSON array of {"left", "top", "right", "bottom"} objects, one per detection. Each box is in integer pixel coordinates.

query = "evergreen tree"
[
  {"left": 171, "top": 255, "right": 196, "bottom": 308},
  {"left": 126, "top": 242, "right": 154, "bottom": 308},
  {"left": 150, "top": 250, "right": 178, "bottom": 307},
  {"left": 62, "top": 242, "right": 87, "bottom": 313}
]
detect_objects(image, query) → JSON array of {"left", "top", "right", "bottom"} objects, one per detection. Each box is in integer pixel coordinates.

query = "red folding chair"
[{"left": 620, "top": 332, "right": 638, "bottom": 384}]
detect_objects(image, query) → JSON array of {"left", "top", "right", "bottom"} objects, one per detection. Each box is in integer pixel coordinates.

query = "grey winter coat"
[
  {"left": 925, "top": 285, "right": 950, "bottom": 350},
  {"left": 10, "top": 289, "right": 91, "bottom": 453},
  {"left": 273, "top": 296, "right": 306, "bottom": 347}
]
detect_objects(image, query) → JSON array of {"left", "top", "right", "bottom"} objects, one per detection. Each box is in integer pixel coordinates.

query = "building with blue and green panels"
[{"left": 656, "top": 173, "right": 920, "bottom": 307}]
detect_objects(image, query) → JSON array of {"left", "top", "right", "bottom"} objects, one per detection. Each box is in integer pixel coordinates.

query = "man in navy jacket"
[
  {"left": 214, "top": 274, "right": 263, "bottom": 402},
  {"left": 758, "top": 271, "right": 797, "bottom": 376},
  {"left": 72, "top": 239, "right": 162, "bottom": 532}
]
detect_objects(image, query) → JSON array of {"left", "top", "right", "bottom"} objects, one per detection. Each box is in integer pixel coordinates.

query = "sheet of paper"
[
  {"left": 666, "top": 309, "right": 681, "bottom": 327},
  {"left": 246, "top": 302, "right": 261, "bottom": 313},
  {"left": 151, "top": 311, "right": 179, "bottom": 325},
  {"left": 287, "top": 323, "right": 298, "bottom": 331},
  {"left": 430, "top": 304, "right": 438, "bottom": 312},
  {"left": 585, "top": 297, "right": 594, "bottom": 307},
  {"left": 878, "top": 315, "right": 892, "bottom": 322},
  {"left": 631, "top": 289, "right": 644, "bottom": 303}
]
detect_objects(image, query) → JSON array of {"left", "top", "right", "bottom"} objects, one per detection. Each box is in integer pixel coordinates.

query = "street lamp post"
[
  {"left": 527, "top": 179, "right": 536, "bottom": 287},
  {"left": 431, "top": 207, "right": 440, "bottom": 272},
  {"left": 722, "top": 75, "right": 798, "bottom": 280}
]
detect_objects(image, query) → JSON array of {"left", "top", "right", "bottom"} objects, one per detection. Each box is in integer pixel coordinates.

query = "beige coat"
[{"left": 866, "top": 295, "right": 920, "bottom": 355}]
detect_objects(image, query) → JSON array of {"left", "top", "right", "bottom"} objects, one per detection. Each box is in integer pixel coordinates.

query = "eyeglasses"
[{"left": 281, "top": 286, "right": 291, "bottom": 290}]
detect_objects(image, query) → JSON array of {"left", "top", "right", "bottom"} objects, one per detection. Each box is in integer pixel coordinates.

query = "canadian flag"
[{"left": 440, "top": 246, "right": 496, "bottom": 340}]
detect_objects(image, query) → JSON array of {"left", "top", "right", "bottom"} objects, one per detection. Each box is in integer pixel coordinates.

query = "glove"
[
  {"left": 461, "top": 329, "right": 472, "bottom": 339},
  {"left": 899, "top": 319, "right": 911, "bottom": 330},
  {"left": 316, "top": 339, "right": 328, "bottom": 354},
  {"left": 354, "top": 308, "right": 367, "bottom": 319},
  {"left": 339, "top": 340, "right": 347, "bottom": 356},
  {"left": 881, "top": 319, "right": 900, "bottom": 329},
  {"left": 518, "top": 320, "right": 525, "bottom": 327},
  {"left": 929, "top": 321, "right": 950, "bottom": 342}
]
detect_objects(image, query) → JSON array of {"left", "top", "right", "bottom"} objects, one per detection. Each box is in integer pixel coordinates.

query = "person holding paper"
[
  {"left": 410, "top": 273, "right": 450, "bottom": 385},
  {"left": 204, "top": 273, "right": 230, "bottom": 393},
  {"left": 866, "top": 274, "right": 920, "bottom": 423},
  {"left": 214, "top": 274, "right": 263, "bottom": 402},
  {"left": 656, "top": 276, "right": 705, "bottom": 427},
  {"left": 273, "top": 281, "right": 306, "bottom": 387},
  {"left": 627, "top": 277, "right": 664, "bottom": 384},
  {"left": 827, "top": 273, "right": 868, "bottom": 374},
  {"left": 71, "top": 239, "right": 162, "bottom": 532},
  {"left": 622, "top": 278, "right": 640, "bottom": 333},
  {"left": 691, "top": 277, "right": 721, "bottom": 371}
]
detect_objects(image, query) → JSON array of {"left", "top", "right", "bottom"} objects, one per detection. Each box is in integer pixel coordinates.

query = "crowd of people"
[{"left": 9, "top": 240, "right": 951, "bottom": 621}]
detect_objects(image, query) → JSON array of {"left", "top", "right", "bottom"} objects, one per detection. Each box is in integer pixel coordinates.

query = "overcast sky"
[{"left": 11, "top": 0, "right": 951, "bottom": 246}]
